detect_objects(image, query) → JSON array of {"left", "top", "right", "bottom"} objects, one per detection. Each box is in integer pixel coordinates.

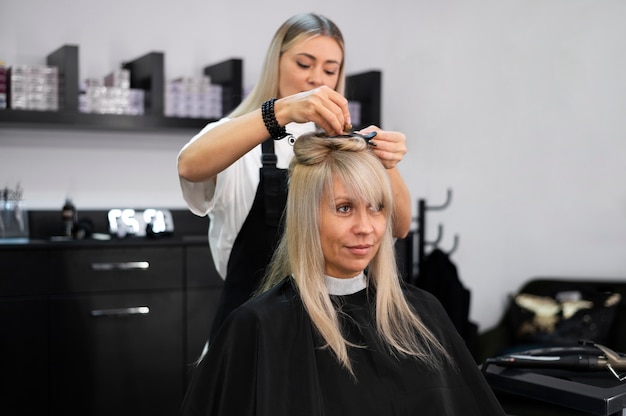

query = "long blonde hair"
[
  {"left": 229, "top": 13, "right": 346, "bottom": 118},
  {"left": 261, "top": 133, "right": 452, "bottom": 375}
]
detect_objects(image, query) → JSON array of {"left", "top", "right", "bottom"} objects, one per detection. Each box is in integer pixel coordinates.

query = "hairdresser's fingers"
[
  {"left": 358, "top": 126, "right": 407, "bottom": 169},
  {"left": 313, "top": 96, "right": 349, "bottom": 135},
  {"left": 325, "top": 88, "right": 352, "bottom": 131},
  {"left": 276, "top": 87, "right": 348, "bottom": 134},
  {"left": 299, "top": 87, "right": 348, "bottom": 134}
]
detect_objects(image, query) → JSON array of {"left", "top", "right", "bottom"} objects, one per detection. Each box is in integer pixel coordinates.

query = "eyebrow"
[{"left": 296, "top": 52, "right": 341, "bottom": 66}]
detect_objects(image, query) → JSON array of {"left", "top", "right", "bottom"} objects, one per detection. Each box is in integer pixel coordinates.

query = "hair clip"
[{"left": 327, "top": 130, "right": 377, "bottom": 146}]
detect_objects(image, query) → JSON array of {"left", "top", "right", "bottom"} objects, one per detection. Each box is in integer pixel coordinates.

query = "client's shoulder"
[{"left": 233, "top": 278, "right": 302, "bottom": 321}]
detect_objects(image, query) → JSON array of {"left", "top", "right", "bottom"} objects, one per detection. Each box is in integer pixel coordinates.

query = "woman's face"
[
  {"left": 319, "top": 176, "right": 386, "bottom": 278},
  {"left": 277, "top": 35, "right": 343, "bottom": 98}
]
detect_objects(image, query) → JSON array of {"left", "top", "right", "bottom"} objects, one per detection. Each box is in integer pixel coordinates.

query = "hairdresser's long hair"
[
  {"left": 261, "top": 134, "right": 452, "bottom": 375},
  {"left": 229, "top": 13, "right": 345, "bottom": 118}
]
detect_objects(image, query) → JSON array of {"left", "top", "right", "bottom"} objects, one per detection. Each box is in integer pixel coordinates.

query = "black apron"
[{"left": 209, "top": 138, "right": 288, "bottom": 340}]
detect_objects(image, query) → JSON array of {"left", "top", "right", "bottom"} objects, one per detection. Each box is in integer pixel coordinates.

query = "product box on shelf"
[
  {"left": 0, "top": 63, "right": 6, "bottom": 109},
  {"left": 7, "top": 64, "right": 59, "bottom": 111},
  {"left": 164, "top": 76, "right": 222, "bottom": 119},
  {"left": 79, "top": 69, "right": 144, "bottom": 115},
  {"left": 104, "top": 69, "right": 131, "bottom": 89},
  {"left": 80, "top": 86, "right": 144, "bottom": 115},
  {"left": 348, "top": 101, "right": 361, "bottom": 128}
]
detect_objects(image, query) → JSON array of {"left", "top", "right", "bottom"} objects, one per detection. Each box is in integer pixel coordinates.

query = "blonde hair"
[
  {"left": 261, "top": 134, "right": 452, "bottom": 375},
  {"left": 229, "top": 13, "right": 346, "bottom": 118}
]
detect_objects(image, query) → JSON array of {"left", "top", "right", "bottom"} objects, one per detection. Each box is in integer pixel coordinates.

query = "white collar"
[{"left": 324, "top": 272, "right": 367, "bottom": 296}]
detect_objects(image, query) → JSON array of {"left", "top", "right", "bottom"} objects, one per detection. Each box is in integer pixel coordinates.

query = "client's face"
[{"left": 319, "top": 176, "right": 386, "bottom": 278}]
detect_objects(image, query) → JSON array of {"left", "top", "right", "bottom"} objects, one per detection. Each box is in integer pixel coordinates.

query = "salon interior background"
[{"left": 1, "top": 0, "right": 625, "bottom": 331}]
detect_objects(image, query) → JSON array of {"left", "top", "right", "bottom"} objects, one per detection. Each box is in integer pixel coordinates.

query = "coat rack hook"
[
  {"left": 447, "top": 234, "right": 459, "bottom": 256},
  {"left": 426, "top": 224, "right": 443, "bottom": 247},
  {"left": 426, "top": 225, "right": 460, "bottom": 256},
  {"left": 414, "top": 187, "right": 459, "bottom": 285},
  {"left": 427, "top": 188, "right": 452, "bottom": 211}
]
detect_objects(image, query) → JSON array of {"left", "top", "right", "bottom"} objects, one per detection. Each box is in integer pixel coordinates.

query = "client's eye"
[
  {"left": 336, "top": 204, "right": 351, "bottom": 214},
  {"left": 369, "top": 204, "right": 384, "bottom": 213}
]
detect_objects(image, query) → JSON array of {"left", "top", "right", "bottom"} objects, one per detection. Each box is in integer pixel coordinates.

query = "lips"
[{"left": 347, "top": 244, "right": 373, "bottom": 256}]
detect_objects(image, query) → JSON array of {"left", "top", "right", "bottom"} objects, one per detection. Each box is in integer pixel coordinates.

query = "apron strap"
[
  {"left": 261, "top": 138, "right": 286, "bottom": 227},
  {"left": 262, "top": 138, "right": 277, "bottom": 167}
]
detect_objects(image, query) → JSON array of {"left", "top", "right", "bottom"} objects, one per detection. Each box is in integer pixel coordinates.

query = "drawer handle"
[
  {"left": 90, "top": 306, "right": 150, "bottom": 317},
  {"left": 90, "top": 261, "right": 150, "bottom": 271}
]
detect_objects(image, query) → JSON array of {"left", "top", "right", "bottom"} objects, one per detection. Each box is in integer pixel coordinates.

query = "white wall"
[{"left": 1, "top": 0, "right": 625, "bottom": 331}]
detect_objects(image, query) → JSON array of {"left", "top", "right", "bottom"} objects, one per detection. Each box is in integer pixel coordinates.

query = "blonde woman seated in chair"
[{"left": 180, "top": 132, "right": 505, "bottom": 416}]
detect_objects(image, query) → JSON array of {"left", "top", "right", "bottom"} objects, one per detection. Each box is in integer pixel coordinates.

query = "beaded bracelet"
[{"left": 261, "top": 98, "right": 288, "bottom": 140}]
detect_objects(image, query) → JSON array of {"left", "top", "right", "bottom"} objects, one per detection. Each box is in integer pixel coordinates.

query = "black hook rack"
[{"left": 415, "top": 189, "right": 459, "bottom": 283}]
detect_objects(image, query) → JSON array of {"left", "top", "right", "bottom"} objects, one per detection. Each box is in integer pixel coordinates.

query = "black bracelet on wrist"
[{"left": 261, "top": 98, "right": 288, "bottom": 140}]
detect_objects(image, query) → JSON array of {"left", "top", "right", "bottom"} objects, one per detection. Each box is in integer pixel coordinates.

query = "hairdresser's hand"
[
  {"left": 274, "top": 86, "right": 350, "bottom": 135},
  {"left": 358, "top": 126, "right": 407, "bottom": 169}
]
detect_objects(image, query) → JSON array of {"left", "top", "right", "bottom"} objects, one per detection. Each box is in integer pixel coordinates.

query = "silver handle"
[
  {"left": 90, "top": 261, "right": 150, "bottom": 271},
  {"left": 90, "top": 306, "right": 150, "bottom": 317}
]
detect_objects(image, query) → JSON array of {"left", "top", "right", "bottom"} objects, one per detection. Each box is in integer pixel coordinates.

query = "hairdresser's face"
[
  {"left": 319, "top": 176, "right": 386, "bottom": 278},
  {"left": 277, "top": 35, "right": 343, "bottom": 98}
]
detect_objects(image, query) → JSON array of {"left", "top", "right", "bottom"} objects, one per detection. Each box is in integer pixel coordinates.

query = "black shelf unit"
[
  {"left": 0, "top": 44, "right": 381, "bottom": 132},
  {"left": 47, "top": 44, "right": 79, "bottom": 111},
  {"left": 122, "top": 51, "right": 165, "bottom": 116},
  {"left": 0, "top": 45, "right": 243, "bottom": 132},
  {"left": 345, "top": 70, "right": 381, "bottom": 129},
  {"left": 0, "top": 109, "right": 214, "bottom": 131},
  {"left": 204, "top": 59, "right": 243, "bottom": 116}
]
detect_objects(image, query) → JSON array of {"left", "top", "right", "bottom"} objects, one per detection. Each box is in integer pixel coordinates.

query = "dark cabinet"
[
  {"left": 0, "top": 239, "right": 222, "bottom": 416},
  {"left": 0, "top": 249, "right": 50, "bottom": 415},
  {"left": 1, "top": 296, "right": 49, "bottom": 414},
  {"left": 48, "top": 246, "right": 185, "bottom": 416},
  {"left": 49, "top": 291, "right": 184, "bottom": 416}
]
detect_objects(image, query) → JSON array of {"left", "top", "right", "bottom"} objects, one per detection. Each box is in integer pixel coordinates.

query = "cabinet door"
[
  {"left": 0, "top": 249, "right": 50, "bottom": 296},
  {"left": 0, "top": 297, "right": 49, "bottom": 415},
  {"left": 49, "top": 291, "right": 184, "bottom": 416},
  {"left": 0, "top": 248, "right": 50, "bottom": 414}
]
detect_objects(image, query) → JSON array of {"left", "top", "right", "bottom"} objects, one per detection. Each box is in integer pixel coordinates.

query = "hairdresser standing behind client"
[{"left": 177, "top": 13, "right": 412, "bottom": 342}]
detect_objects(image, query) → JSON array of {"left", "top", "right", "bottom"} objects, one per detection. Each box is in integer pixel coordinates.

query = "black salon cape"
[{"left": 180, "top": 278, "right": 505, "bottom": 416}]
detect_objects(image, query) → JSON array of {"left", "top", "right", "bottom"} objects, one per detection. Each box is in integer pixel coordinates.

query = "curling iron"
[{"left": 482, "top": 341, "right": 626, "bottom": 382}]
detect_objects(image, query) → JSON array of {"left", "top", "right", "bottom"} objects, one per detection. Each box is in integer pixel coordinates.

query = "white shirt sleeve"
[{"left": 177, "top": 118, "right": 231, "bottom": 216}]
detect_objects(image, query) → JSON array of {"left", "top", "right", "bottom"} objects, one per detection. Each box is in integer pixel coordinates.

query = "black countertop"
[{"left": 0, "top": 209, "right": 209, "bottom": 249}]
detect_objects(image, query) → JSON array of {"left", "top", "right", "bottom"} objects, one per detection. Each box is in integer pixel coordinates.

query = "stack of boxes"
[
  {"left": 0, "top": 62, "right": 6, "bottom": 109},
  {"left": 0, "top": 63, "right": 6, "bottom": 109},
  {"left": 165, "top": 76, "right": 222, "bottom": 119},
  {"left": 79, "top": 69, "right": 144, "bottom": 115},
  {"left": 348, "top": 101, "right": 362, "bottom": 129},
  {"left": 6, "top": 64, "right": 59, "bottom": 111}
]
